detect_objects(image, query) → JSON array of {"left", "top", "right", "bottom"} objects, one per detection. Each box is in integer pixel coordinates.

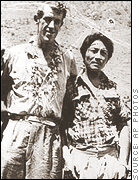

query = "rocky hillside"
[{"left": 1, "top": 1, "right": 131, "bottom": 104}]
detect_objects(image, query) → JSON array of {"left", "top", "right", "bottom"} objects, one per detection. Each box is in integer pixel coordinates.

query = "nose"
[
  {"left": 48, "top": 20, "right": 54, "bottom": 28},
  {"left": 95, "top": 50, "right": 102, "bottom": 59}
]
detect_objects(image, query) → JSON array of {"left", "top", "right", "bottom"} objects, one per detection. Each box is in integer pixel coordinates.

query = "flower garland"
[
  {"left": 23, "top": 43, "right": 62, "bottom": 117},
  {"left": 49, "top": 43, "right": 62, "bottom": 71}
]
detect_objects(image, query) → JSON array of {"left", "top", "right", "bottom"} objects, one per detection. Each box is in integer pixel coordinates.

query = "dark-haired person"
[
  {"left": 62, "top": 32, "right": 131, "bottom": 179},
  {"left": 1, "top": 2, "right": 77, "bottom": 179}
]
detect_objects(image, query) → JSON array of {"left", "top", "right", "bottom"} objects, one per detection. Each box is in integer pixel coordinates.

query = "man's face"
[
  {"left": 84, "top": 40, "right": 109, "bottom": 72},
  {"left": 39, "top": 5, "right": 64, "bottom": 44}
]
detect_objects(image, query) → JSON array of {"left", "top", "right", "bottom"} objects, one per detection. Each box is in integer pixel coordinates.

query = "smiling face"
[
  {"left": 38, "top": 5, "right": 64, "bottom": 44},
  {"left": 84, "top": 40, "right": 109, "bottom": 72}
]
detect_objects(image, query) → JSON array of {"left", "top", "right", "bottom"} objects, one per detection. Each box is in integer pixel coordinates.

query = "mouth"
[
  {"left": 44, "top": 31, "right": 51, "bottom": 36},
  {"left": 90, "top": 61, "right": 99, "bottom": 66},
  {"left": 89, "top": 61, "right": 100, "bottom": 69},
  {"left": 90, "top": 58, "right": 103, "bottom": 66},
  {"left": 43, "top": 32, "right": 55, "bottom": 39},
  {"left": 44, "top": 28, "right": 55, "bottom": 36}
]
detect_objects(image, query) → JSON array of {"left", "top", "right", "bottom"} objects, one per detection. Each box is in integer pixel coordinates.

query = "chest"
[{"left": 73, "top": 85, "right": 121, "bottom": 123}]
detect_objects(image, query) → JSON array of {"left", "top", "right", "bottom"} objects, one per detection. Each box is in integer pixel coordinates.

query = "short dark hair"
[
  {"left": 51, "top": 2, "right": 67, "bottom": 27},
  {"left": 34, "top": 2, "right": 67, "bottom": 27},
  {"left": 51, "top": 2, "right": 67, "bottom": 19},
  {"left": 80, "top": 32, "right": 114, "bottom": 60}
]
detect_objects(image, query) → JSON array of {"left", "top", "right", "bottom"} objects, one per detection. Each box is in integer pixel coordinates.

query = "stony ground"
[
  {"left": 1, "top": 1, "right": 131, "bottom": 178},
  {"left": 1, "top": 1, "right": 131, "bottom": 103}
]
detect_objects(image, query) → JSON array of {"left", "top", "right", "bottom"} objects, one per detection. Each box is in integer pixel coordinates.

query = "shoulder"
[
  {"left": 58, "top": 43, "right": 74, "bottom": 61},
  {"left": 2, "top": 43, "right": 31, "bottom": 69},
  {"left": 9, "top": 43, "right": 29, "bottom": 55},
  {"left": 107, "top": 78, "right": 117, "bottom": 89},
  {"left": 58, "top": 44, "right": 77, "bottom": 76},
  {"left": 100, "top": 71, "right": 117, "bottom": 89},
  {"left": 64, "top": 49, "right": 74, "bottom": 60}
]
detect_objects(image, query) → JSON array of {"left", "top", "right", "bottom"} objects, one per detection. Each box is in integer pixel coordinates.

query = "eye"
[
  {"left": 100, "top": 50, "right": 108, "bottom": 56},
  {"left": 43, "top": 17, "right": 52, "bottom": 24},
  {"left": 89, "top": 48, "right": 98, "bottom": 54},
  {"left": 54, "top": 19, "right": 61, "bottom": 25}
]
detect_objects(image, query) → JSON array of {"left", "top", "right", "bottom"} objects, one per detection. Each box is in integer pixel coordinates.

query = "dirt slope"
[{"left": 1, "top": 1, "right": 131, "bottom": 106}]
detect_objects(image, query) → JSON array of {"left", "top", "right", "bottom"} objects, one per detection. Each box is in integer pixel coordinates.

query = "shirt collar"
[
  {"left": 75, "top": 68, "right": 108, "bottom": 85},
  {"left": 75, "top": 67, "right": 110, "bottom": 95},
  {"left": 75, "top": 68, "right": 119, "bottom": 100},
  {"left": 25, "top": 35, "right": 62, "bottom": 60}
]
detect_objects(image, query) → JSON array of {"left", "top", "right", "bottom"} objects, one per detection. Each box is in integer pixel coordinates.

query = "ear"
[
  {"left": 34, "top": 15, "right": 38, "bottom": 22},
  {"left": 34, "top": 10, "right": 44, "bottom": 23}
]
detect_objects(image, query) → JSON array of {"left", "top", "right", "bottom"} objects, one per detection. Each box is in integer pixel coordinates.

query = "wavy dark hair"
[
  {"left": 34, "top": 2, "right": 67, "bottom": 27},
  {"left": 52, "top": 2, "right": 67, "bottom": 19},
  {"left": 51, "top": 2, "right": 67, "bottom": 26},
  {"left": 80, "top": 32, "right": 114, "bottom": 61}
]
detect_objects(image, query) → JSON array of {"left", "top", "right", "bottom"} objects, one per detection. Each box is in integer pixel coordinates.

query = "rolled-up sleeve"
[
  {"left": 63, "top": 49, "right": 77, "bottom": 78},
  {"left": 1, "top": 47, "right": 14, "bottom": 104}
]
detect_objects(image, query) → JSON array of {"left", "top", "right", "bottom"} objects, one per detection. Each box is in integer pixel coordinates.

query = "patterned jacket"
[{"left": 62, "top": 68, "right": 131, "bottom": 148}]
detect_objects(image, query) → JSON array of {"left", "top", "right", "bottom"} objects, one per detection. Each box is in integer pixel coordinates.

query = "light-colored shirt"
[{"left": 2, "top": 37, "right": 77, "bottom": 119}]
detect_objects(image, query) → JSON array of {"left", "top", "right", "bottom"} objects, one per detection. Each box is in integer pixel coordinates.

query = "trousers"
[
  {"left": 1, "top": 119, "right": 62, "bottom": 179},
  {"left": 63, "top": 145, "right": 127, "bottom": 179}
]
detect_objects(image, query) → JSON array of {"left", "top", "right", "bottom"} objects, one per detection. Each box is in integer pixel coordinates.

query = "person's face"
[
  {"left": 39, "top": 5, "right": 64, "bottom": 44},
  {"left": 84, "top": 40, "right": 109, "bottom": 72}
]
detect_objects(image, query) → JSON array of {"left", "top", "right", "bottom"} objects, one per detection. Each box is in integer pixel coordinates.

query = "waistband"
[
  {"left": 8, "top": 113, "right": 60, "bottom": 127},
  {"left": 71, "top": 143, "right": 119, "bottom": 157}
]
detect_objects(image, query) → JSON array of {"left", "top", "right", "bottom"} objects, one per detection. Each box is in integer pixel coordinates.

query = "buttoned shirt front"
[{"left": 2, "top": 37, "right": 77, "bottom": 119}]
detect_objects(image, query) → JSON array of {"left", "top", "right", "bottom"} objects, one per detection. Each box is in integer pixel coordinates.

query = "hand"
[
  {"left": 62, "top": 145, "right": 73, "bottom": 171},
  {"left": 68, "top": 128, "right": 80, "bottom": 140},
  {"left": 63, "top": 145, "right": 73, "bottom": 159},
  {"left": 63, "top": 145, "right": 69, "bottom": 159}
]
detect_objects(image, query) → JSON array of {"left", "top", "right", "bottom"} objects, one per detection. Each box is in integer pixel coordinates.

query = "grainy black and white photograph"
[{"left": 1, "top": 1, "right": 131, "bottom": 179}]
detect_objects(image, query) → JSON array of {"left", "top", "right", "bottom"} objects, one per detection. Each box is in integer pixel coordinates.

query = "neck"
[
  {"left": 87, "top": 69, "right": 101, "bottom": 79},
  {"left": 37, "top": 37, "right": 54, "bottom": 56},
  {"left": 87, "top": 69, "right": 101, "bottom": 88}
]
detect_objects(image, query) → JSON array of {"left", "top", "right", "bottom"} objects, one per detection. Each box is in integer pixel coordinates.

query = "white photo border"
[{"left": 132, "top": 0, "right": 139, "bottom": 179}]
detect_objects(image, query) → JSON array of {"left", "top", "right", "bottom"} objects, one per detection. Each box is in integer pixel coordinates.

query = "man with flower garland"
[{"left": 1, "top": 2, "right": 77, "bottom": 179}]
